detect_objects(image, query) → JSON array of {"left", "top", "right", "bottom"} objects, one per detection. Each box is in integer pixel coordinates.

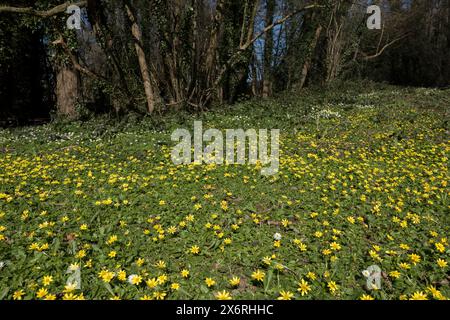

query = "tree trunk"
[
  {"left": 125, "top": 3, "right": 157, "bottom": 114},
  {"left": 205, "top": 0, "right": 225, "bottom": 89},
  {"left": 262, "top": 0, "right": 275, "bottom": 98},
  {"left": 56, "top": 65, "right": 79, "bottom": 119},
  {"left": 299, "top": 25, "right": 323, "bottom": 89}
]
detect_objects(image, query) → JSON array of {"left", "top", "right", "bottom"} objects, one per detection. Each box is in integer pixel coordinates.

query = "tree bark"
[
  {"left": 56, "top": 65, "right": 79, "bottom": 119},
  {"left": 125, "top": 3, "right": 157, "bottom": 114}
]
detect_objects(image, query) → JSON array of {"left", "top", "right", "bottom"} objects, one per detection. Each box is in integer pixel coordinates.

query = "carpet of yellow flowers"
[{"left": 0, "top": 84, "right": 449, "bottom": 300}]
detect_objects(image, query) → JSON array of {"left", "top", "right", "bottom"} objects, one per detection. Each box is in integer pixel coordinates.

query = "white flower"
[
  {"left": 362, "top": 269, "right": 370, "bottom": 278},
  {"left": 0, "top": 261, "right": 4, "bottom": 270},
  {"left": 273, "top": 233, "right": 282, "bottom": 241}
]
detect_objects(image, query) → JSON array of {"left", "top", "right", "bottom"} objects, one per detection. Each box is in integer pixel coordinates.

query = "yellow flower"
[
  {"left": 98, "top": 270, "right": 115, "bottom": 283},
  {"left": 42, "top": 275, "right": 53, "bottom": 287},
  {"left": 297, "top": 279, "right": 311, "bottom": 296},
  {"left": 190, "top": 245, "right": 200, "bottom": 255},
  {"left": 330, "top": 242, "right": 341, "bottom": 251},
  {"left": 107, "top": 235, "right": 118, "bottom": 244},
  {"left": 68, "top": 263, "right": 80, "bottom": 272},
  {"left": 108, "top": 251, "right": 117, "bottom": 258},
  {"left": 435, "top": 243, "right": 445, "bottom": 253},
  {"left": 399, "top": 243, "right": 410, "bottom": 250},
  {"left": 277, "top": 290, "right": 294, "bottom": 300},
  {"left": 389, "top": 271, "right": 401, "bottom": 279},
  {"left": 427, "top": 286, "right": 445, "bottom": 300},
  {"left": 84, "top": 259, "right": 93, "bottom": 268},
  {"left": 13, "top": 290, "right": 25, "bottom": 300},
  {"left": 306, "top": 272, "right": 317, "bottom": 280},
  {"left": 167, "top": 226, "right": 177, "bottom": 234},
  {"left": 128, "top": 274, "right": 143, "bottom": 285},
  {"left": 229, "top": 276, "right": 241, "bottom": 287},
  {"left": 63, "top": 293, "right": 78, "bottom": 300},
  {"left": 410, "top": 291, "right": 428, "bottom": 300},
  {"left": 117, "top": 270, "right": 127, "bottom": 281},
  {"left": 171, "top": 283, "right": 180, "bottom": 291},
  {"left": 327, "top": 281, "right": 339, "bottom": 294},
  {"left": 215, "top": 290, "right": 232, "bottom": 300},
  {"left": 36, "top": 288, "right": 48, "bottom": 299},
  {"left": 64, "top": 282, "right": 78, "bottom": 293},
  {"left": 181, "top": 269, "right": 190, "bottom": 278},
  {"left": 146, "top": 278, "right": 158, "bottom": 288},
  {"left": 399, "top": 262, "right": 411, "bottom": 270},
  {"left": 76, "top": 250, "right": 86, "bottom": 259},
  {"left": 155, "top": 260, "right": 166, "bottom": 269},
  {"left": 262, "top": 256, "right": 272, "bottom": 266},
  {"left": 44, "top": 294, "right": 56, "bottom": 300},
  {"left": 157, "top": 274, "right": 168, "bottom": 285},
  {"left": 136, "top": 258, "right": 145, "bottom": 267},
  {"left": 360, "top": 294, "right": 375, "bottom": 300},
  {"left": 29, "top": 243, "right": 40, "bottom": 251},
  {"left": 409, "top": 253, "right": 421, "bottom": 265},
  {"left": 153, "top": 291, "right": 166, "bottom": 300},
  {"left": 140, "top": 295, "right": 153, "bottom": 300},
  {"left": 437, "top": 259, "right": 447, "bottom": 268},
  {"left": 205, "top": 278, "right": 216, "bottom": 287},
  {"left": 251, "top": 270, "right": 265, "bottom": 282}
]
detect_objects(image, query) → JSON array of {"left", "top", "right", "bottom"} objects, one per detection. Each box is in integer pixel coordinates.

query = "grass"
[{"left": 0, "top": 82, "right": 449, "bottom": 300}]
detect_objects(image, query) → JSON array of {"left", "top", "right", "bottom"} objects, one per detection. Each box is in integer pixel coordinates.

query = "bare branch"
[
  {"left": 0, "top": 1, "right": 87, "bottom": 17},
  {"left": 361, "top": 34, "right": 409, "bottom": 61},
  {"left": 241, "top": 4, "right": 323, "bottom": 51}
]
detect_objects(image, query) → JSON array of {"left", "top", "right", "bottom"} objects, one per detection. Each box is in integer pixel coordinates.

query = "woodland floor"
[{"left": 0, "top": 82, "right": 449, "bottom": 300}]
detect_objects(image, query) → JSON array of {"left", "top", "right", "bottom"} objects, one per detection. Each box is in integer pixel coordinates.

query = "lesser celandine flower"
[
  {"left": 205, "top": 278, "right": 216, "bottom": 287},
  {"left": 437, "top": 259, "right": 447, "bottom": 268},
  {"left": 181, "top": 269, "right": 190, "bottom": 278},
  {"left": 277, "top": 290, "right": 294, "bottom": 300},
  {"left": 410, "top": 291, "right": 428, "bottom": 300},
  {"left": 297, "top": 279, "right": 311, "bottom": 296},
  {"left": 327, "top": 281, "right": 339, "bottom": 294},
  {"left": 190, "top": 245, "right": 200, "bottom": 254},
  {"left": 251, "top": 270, "right": 265, "bottom": 282},
  {"left": 229, "top": 276, "right": 240, "bottom": 287},
  {"left": 215, "top": 290, "right": 232, "bottom": 300},
  {"left": 13, "top": 290, "right": 25, "bottom": 300},
  {"left": 128, "top": 274, "right": 142, "bottom": 285},
  {"left": 42, "top": 275, "right": 53, "bottom": 286}
]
